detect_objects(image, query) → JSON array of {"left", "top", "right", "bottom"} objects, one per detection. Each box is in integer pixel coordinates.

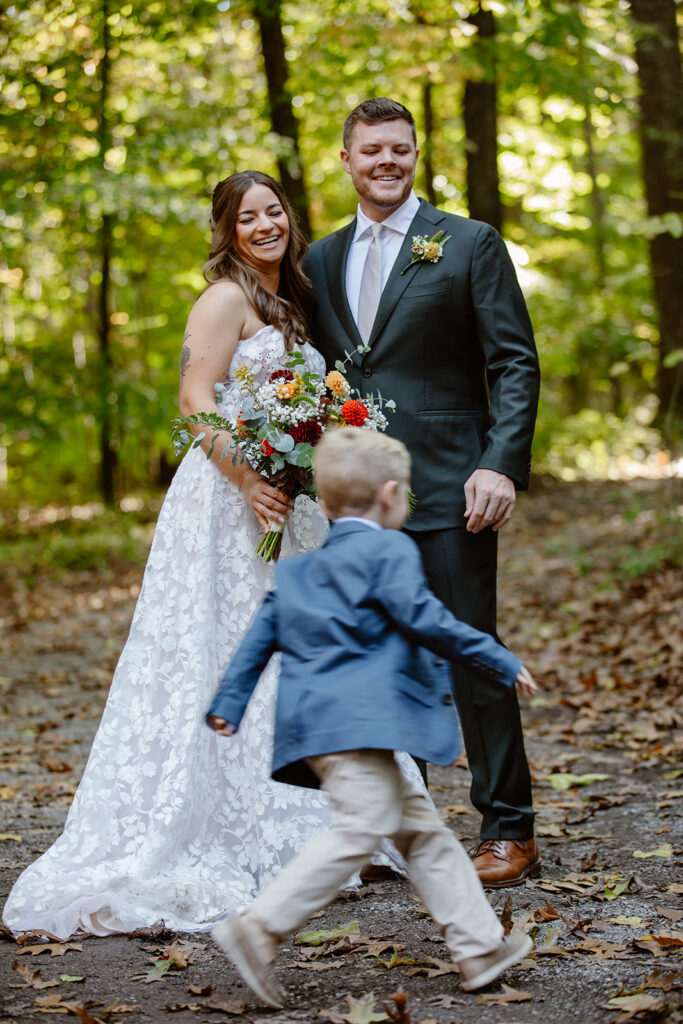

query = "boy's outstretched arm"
[
  {"left": 377, "top": 532, "right": 531, "bottom": 690},
  {"left": 206, "top": 589, "right": 278, "bottom": 732}
]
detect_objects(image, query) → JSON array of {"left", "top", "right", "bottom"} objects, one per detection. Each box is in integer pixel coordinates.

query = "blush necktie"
[{"left": 357, "top": 223, "right": 384, "bottom": 343}]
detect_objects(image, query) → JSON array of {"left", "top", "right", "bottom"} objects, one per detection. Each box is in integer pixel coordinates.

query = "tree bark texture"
[
  {"left": 630, "top": 0, "right": 682, "bottom": 423},
  {"left": 253, "top": 0, "right": 311, "bottom": 238},
  {"left": 97, "top": 0, "right": 117, "bottom": 505},
  {"left": 463, "top": 4, "right": 501, "bottom": 233},
  {"left": 422, "top": 79, "right": 437, "bottom": 206}
]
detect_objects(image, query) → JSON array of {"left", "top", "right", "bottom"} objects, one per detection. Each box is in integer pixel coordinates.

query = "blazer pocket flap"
[{"left": 407, "top": 273, "right": 454, "bottom": 297}]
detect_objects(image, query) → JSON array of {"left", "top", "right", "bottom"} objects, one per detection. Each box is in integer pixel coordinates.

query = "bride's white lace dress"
[{"left": 3, "top": 327, "right": 414, "bottom": 939}]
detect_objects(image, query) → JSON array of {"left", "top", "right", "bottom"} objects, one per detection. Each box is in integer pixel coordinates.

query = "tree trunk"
[
  {"left": 422, "top": 79, "right": 437, "bottom": 206},
  {"left": 630, "top": 0, "right": 683, "bottom": 426},
  {"left": 97, "top": 0, "right": 117, "bottom": 505},
  {"left": 252, "top": 0, "right": 311, "bottom": 238},
  {"left": 463, "top": 3, "right": 501, "bottom": 232}
]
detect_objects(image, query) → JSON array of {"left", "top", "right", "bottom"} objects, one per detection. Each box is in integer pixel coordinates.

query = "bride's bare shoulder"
[{"left": 192, "top": 280, "right": 249, "bottom": 316}]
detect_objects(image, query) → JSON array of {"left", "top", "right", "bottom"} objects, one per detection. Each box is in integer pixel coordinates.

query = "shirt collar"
[
  {"left": 333, "top": 516, "right": 382, "bottom": 531},
  {"left": 353, "top": 191, "right": 420, "bottom": 242}
]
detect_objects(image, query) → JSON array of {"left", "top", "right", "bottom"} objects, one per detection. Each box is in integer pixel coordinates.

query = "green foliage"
[{"left": 0, "top": 0, "right": 674, "bottom": 511}]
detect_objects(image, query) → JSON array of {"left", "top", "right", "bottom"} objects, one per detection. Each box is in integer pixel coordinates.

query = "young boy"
[{"left": 206, "top": 428, "right": 537, "bottom": 1009}]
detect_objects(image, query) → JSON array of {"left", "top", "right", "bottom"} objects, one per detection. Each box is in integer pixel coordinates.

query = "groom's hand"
[{"left": 464, "top": 468, "right": 516, "bottom": 533}]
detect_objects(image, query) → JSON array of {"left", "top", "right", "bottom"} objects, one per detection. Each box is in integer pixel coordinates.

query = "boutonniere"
[{"left": 400, "top": 230, "right": 451, "bottom": 274}]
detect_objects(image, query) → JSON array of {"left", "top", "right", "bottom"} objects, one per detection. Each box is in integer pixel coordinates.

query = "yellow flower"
[
  {"left": 234, "top": 364, "right": 254, "bottom": 388},
  {"left": 325, "top": 370, "right": 350, "bottom": 399},
  {"left": 276, "top": 372, "right": 304, "bottom": 401},
  {"left": 422, "top": 240, "right": 441, "bottom": 261}
]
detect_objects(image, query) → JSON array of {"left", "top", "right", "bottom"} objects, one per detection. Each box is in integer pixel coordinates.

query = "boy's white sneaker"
[
  {"left": 211, "top": 913, "right": 285, "bottom": 1008},
  {"left": 458, "top": 932, "right": 532, "bottom": 991}
]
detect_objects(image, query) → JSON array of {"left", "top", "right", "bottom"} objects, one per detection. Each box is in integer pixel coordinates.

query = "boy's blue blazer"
[{"left": 208, "top": 520, "right": 522, "bottom": 789}]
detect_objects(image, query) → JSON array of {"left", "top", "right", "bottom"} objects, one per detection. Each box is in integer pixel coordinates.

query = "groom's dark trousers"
[{"left": 306, "top": 198, "right": 540, "bottom": 840}]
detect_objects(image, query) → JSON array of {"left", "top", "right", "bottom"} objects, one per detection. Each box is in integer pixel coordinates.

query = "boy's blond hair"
[{"left": 313, "top": 427, "right": 411, "bottom": 518}]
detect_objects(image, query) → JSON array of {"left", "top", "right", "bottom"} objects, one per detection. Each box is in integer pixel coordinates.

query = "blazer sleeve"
[
  {"left": 376, "top": 534, "right": 522, "bottom": 686},
  {"left": 470, "top": 224, "right": 541, "bottom": 489},
  {"left": 206, "top": 589, "right": 279, "bottom": 729}
]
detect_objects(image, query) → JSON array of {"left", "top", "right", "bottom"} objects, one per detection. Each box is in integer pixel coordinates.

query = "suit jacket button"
[
  {"left": 362, "top": 367, "right": 372, "bottom": 378},
  {"left": 442, "top": 693, "right": 454, "bottom": 705}
]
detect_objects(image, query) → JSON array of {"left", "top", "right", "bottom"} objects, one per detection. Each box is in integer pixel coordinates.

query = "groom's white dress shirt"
[{"left": 346, "top": 191, "right": 421, "bottom": 326}]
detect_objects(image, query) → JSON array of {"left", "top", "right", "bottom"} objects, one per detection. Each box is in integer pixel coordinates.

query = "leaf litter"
[{"left": 1, "top": 478, "right": 682, "bottom": 1023}]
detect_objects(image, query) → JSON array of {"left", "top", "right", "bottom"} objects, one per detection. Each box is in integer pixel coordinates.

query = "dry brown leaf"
[
  {"left": 11, "top": 960, "right": 61, "bottom": 989},
  {"left": 534, "top": 901, "right": 561, "bottom": 922},
  {"left": 405, "top": 956, "right": 460, "bottom": 978},
  {"left": 641, "top": 969, "right": 683, "bottom": 991},
  {"left": 35, "top": 994, "right": 66, "bottom": 1007},
  {"left": 17, "top": 942, "right": 83, "bottom": 957},
  {"left": 15, "top": 929, "right": 69, "bottom": 945},
  {"left": 602, "top": 993, "right": 664, "bottom": 1023},
  {"left": 476, "top": 984, "right": 532, "bottom": 1006},
  {"left": 655, "top": 905, "right": 683, "bottom": 923},
  {"left": 187, "top": 983, "right": 216, "bottom": 995},
  {"left": 291, "top": 958, "right": 347, "bottom": 970},
  {"left": 203, "top": 997, "right": 249, "bottom": 1014}
]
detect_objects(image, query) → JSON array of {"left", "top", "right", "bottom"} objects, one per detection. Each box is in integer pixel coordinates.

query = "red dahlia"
[
  {"left": 269, "top": 369, "right": 294, "bottom": 383},
  {"left": 340, "top": 399, "right": 369, "bottom": 426},
  {"left": 259, "top": 439, "right": 275, "bottom": 456},
  {"left": 290, "top": 420, "right": 323, "bottom": 445}
]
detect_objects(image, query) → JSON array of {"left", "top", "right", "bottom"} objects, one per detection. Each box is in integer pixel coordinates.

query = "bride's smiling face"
[{"left": 232, "top": 184, "right": 290, "bottom": 271}]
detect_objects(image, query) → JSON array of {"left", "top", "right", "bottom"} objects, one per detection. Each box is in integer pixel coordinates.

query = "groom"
[{"left": 305, "top": 98, "right": 541, "bottom": 888}]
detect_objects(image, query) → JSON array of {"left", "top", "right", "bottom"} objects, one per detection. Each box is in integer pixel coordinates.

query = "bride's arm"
[{"left": 178, "top": 282, "right": 292, "bottom": 530}]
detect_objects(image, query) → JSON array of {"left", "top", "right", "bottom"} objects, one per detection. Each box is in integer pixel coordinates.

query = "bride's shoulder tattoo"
[{"left": 180, "top": 331, "right": 191, "bottom": 380}]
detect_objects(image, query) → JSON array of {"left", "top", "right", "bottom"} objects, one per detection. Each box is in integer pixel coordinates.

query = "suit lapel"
[
  {"left": 323, "top": 220, "right": 363, "bottom": 362},
  {"left": 365, "top": 200, "right": 448, "bottom": 354}
]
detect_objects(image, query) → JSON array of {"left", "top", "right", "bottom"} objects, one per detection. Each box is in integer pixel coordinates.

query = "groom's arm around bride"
[{"left": 304, "top": 97, "right": 541, "bottom": 889}]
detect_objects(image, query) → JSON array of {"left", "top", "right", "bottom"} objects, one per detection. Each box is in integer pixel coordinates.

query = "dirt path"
[{"left": 1, "top": 478, "right": 681, "bottom": 1024}]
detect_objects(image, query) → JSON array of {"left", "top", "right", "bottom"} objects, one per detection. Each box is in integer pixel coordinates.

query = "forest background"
[{"left": 1, "top": 0, "right": 681, "bottom": 528}]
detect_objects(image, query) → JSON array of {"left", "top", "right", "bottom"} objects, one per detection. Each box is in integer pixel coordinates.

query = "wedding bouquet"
[{"left": 172, "top": 348, "right": 396, "bottom": 561}]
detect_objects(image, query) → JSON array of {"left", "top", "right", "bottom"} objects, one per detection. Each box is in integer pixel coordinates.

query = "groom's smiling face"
[{"left": 341, "top": 119, "right": 418, "bottom": 219}]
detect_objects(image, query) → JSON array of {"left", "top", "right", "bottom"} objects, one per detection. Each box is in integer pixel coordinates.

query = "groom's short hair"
[
  {"left": 343, "top": 98, "right": 416, "bottom": 150},
  {"left": 314, "top": 427, "right": 411, "bottom": 518}
]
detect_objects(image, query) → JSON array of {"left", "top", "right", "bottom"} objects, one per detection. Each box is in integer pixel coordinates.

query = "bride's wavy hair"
[{"left": 203, "top": 171, "right": 312, "bottom": 351}]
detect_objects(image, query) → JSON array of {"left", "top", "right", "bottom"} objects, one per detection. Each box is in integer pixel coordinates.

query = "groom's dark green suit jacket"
[{"left": 305, "top": 199, "right": 540, "bottom": 531}]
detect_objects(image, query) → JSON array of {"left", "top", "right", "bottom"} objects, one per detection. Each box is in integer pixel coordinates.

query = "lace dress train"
[{"left": 3, "top": 328, "right": 417, "bottom": 939}]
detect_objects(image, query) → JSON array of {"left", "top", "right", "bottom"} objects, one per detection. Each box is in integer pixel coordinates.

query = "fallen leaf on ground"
[
  {"left": 17, "top": 942, "right": 83, "bottom": 957},
  {"left": 318, "top": 991, "right": 389, "bottom": 1023},
  {"left": 641, "top": 970, "right": 683, "bottom": 991},
  {"left": 0, "top": 832, "right": 23, "bottom": 841},
  {"left": 428, "top": 993, "right": 462, "bottom": 1008},
  {"left": 546, "top": 772, "right": 610, "bottom": 791},
  {"left": 476, "top": 984, "right": 532, "bottom": 1006},
  {"left": 406, "top": 956, "right": 460, "bottom": 978},
  {"left": 187, "top": 983, "right": 215, "bottom": 995},
  {"left": 632, "top": 843, "right": 673, "bottom": 858},
  {"left": 654, "top": 905, "right": 683, "bottom": 923},
  {"left": 11, "top": 961, "right": 61, "bottom": 989},
  {"left": 534, "top": 902, "right": 561, "bottom": 922},
  {"left": 297, "top": 921, "right": 360, "bottom": 946},
  {"left": 602, "top": 993, "right": 664, "bottom": 1022},
  {"left": 291, "top": 959, "right": 347, "bottom": 971}
]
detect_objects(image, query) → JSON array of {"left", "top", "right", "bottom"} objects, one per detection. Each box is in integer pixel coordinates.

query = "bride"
[{"left": 4, "top": 171, "right": 410, "bottom": 939}]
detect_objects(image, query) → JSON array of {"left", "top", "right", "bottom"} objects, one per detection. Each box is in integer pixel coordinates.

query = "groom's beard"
[{"left": 350, "top": 169, "right": 415, "bottom": 212}]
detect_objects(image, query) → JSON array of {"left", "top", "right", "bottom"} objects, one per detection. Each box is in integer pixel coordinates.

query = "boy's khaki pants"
[{"left": 249, "top": 749, "right": 504, "bottom": 962}]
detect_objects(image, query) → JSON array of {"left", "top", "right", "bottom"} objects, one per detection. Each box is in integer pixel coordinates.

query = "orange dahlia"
[
  {"left": 341, "top": 399, "right": 369, "bottom": 426},
  {"left": 325, "top": 370, "right": 350, "bottom": 399}
]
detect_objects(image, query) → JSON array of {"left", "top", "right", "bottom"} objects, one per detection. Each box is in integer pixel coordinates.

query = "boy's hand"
[
  {"left": 207, "top": 714, "right": 235, "bottom": 736},
  {"left": 514, "top": 666, "right": 537, "bottom": 697}
]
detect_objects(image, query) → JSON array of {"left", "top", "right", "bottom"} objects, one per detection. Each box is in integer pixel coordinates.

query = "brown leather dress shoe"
[{"left": 472, "top": 839, "right": 541, "bottom": 888}]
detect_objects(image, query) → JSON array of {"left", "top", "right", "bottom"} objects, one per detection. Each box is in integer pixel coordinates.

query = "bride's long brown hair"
[{"left": 203, "top": 171, "right": 312, "bottom": 351}]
